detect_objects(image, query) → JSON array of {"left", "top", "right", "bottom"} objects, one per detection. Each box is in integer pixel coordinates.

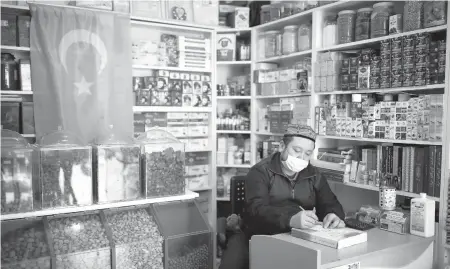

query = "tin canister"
[{"left": 379, "top": 185, "right": 396, "bottom": 211}]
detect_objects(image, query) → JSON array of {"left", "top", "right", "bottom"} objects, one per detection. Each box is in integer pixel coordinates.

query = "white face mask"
[{"left": 282, "top": 154, "right": 309, "bottom": 173}]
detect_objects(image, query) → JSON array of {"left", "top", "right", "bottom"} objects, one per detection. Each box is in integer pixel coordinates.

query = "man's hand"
[
  {"left": 290, "top": 210, "right": 319, "bottom": 229},
  {"left": 323, "top": 213, "right": 345, "bottom": 229}
]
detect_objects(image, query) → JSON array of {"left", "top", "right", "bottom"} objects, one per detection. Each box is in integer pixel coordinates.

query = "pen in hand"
[{"left": 299, "top": 206, "right": 318, "bottom": 225}]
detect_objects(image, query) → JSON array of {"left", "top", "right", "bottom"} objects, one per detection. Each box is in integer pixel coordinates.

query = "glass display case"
[
  {"left": 152, "top": 200, "right": 212, "bottom": 269},
  {"left": 102, "top": 206, "right": 164, "bottom": 269},
  {"left": 1, "top": 218, "right": 51, "bottom": 269},
  {"left": 137, "top": 128, "right": 186, "bottom": 198},
  {"left": 46, "top": 212, "right": 111, "bottom": 269},
  {"left": 37, "top": 129, "right": 93, "bottom": 209},
  {"left": 1, "top": 130, "right": 34, "bottom": 214},
  {"left": 93, "top": 128, "right": 141, "bottom": 203}
]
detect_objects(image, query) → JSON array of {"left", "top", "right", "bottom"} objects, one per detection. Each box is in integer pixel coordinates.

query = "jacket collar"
[{"left": 268, "top": 152, "right": 316, "bottom": 179}]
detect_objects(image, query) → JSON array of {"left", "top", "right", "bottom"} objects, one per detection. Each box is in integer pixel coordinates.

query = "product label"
[{"left": 411, "top": 201, "right": 425, "bottom": 232}]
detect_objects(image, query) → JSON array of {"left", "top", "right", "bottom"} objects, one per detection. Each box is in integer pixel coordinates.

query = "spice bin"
[
  {"left": 138, "top": 128, "right": 186, "bottom": 198},
  {"left": 102, "top": 206, "right": 164, "bottom": 269},
  {"left": 1, "top": 130, "right": 34, "bottom": 214},
  {"left": 93, "top": 130, "right": 141, "bottom": 203},
  {"left": 152, "top": 200, "right": 212, "bottom": 269},
  {"left": 337, "top": 10, "right": 356, "bottom": 44},
  {"left": 371, "top": 2, "right": 394, "bottom": 38},
  {"left": 37, "top": 129, "right": 93, "bottom": 209},
  {"left": 46, "top": 212, "right": 111, "bottom": 269},
  {"left": 1, "top": 218, "right": 51, "bottom": 269}
]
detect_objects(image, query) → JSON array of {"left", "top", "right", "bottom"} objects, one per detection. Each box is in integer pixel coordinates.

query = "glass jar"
[
  {"left": 337, "top": 10, "right": 356, "bottom": 44},
  {"left": 293, "top": 1, "right": 307, "bottom": 13},
  {"left": 281, "top": 2, "right": 294, "bottom": 18},
  {"left": 355, "top": 7, "right": 373, "bottom": 41},
  {"left": 323, "top": 16, "right": 338, "bottom": 47},
  {"left": 371, "top": 2, "right": 394, "bottom": 38},
  {"left": 298, "top": 23, "right": 312, "bottom": 51},
  {"left": 282, "top": 25, "right": 298, "bottom": 55},
  {"left": 275, "top": 31, "right": 283, "bottom": 56},
  {"left": 260, "top": 5, "right": 271, "bottom": 24},
  {"left": 270, "top": 1, "right": 282, "bottom": 21},
  {"left": 264, "top": 30, "right": 278, "bottom": 58},
  {"left": 257, "top": 33, "right": 266, "bottom": 60}
]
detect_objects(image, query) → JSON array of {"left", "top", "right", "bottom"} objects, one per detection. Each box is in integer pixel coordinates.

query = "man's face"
[{"left": 280, "top": 136, "right": 315, "bottom": 162}]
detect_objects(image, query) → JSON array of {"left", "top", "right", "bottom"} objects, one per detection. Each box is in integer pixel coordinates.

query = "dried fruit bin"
[
  {"left": 45, "top": 211, "right": 112, "bottom": 269},
  {"left": 1, "top": 130, "right": 35, "bottom": 214},
  {"left": 37, "top": 129, "right": 93, "bottom": 209},
  {"left": 101, "top": 206, "right": 164, "bottom": 269},
  {"left": 93, "top": 138, "right": 141, "bottom": 203},
  {"left": 152, "top": 200, "right": 213, "bottom": 269},
  {"left": 1, "top": 218, "right": 52, "bottom": 269},
  {"left": 137, "top": 128, "right": 186, "bottom": 198}
]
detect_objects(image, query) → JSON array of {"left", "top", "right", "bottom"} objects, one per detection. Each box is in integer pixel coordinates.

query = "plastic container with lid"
[
  {"left": 323, "top": 16, "right": 338, "bottom": 47},
  {"left": 298, "top": 23, "right": 312, "bottom": 51},
  {"left": 1, "top": 129, "right": 34, "bottom": 214},
  {"left": 260, "top": 5, "right": 271, "bottom": 24},
  {"left": 264, "top": 30, "right": 280, "bottom": 58},
  {"left": 282, "top": 25, "right": 298, "bottom": 55},
  {"left": 137, "top": 128, "right": 185, "bottom": 198},
  {"left": 410, "top": 193, "right": 436, "bottom": 238},
  {"left": 93, "top": 125, "right": 141, "bottom": 204},
  {"left": 355, "top": 8, "right": 373, "bottom": 41},
  {"left": 270, "top": 1, "right": 282, "bottom": 21},
  {"left": 152, "top": 200, "right": 212, "bottom": 269},
  {"left": 1, "top": 218, "right": 51, "bottom": 269},
  {"left": 46, "top": 211, "right": 111, "bottom": 268},
  {"left": 337, "top": 10, "right": 356, "bottom": 44},
  {"left": 38, "top": 127, "right": 93, "bottom": 209},
  {"left": 102, "top": 206, "right": 164, "bottom": 269},
  {"left": 371, "top": 2, "right": 394, "bottom": 38}
]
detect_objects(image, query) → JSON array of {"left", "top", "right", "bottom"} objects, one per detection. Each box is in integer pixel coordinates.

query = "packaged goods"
[
  {"left": 264, "top": 30, "right": 279, "bottom": 58},
  {"left": 389, "top": 14, "right": 403, "bottom": 34},
  {"left": 323, "top": 16, "right": 338, "bottom": 47},
  {"left": 38, "top": 129, "right": 93, "bottom": 209},
  {"left": 424, "top": 1, "right": 447, "bottom": 28},
  {"left": 1, "top": 14, "right": 17, "bottom": 46},
  {"left": 403, "top": 1, "right": 424, "bottom": 32},
  {"left": 260, "top": 5, "right": 271, "bottom": 24},
  {"left": 282, "top": 25, "right": 298, "bottom": 55},
  {"left": 270, "top": 1, "right": 282, "bottom": 21},
  {"left": 230, "top": 7, "right": 249, "bottom": 28},
  {"left": 355, "top": 8, "right": 372, "bottom": 41},
  {"left": 1, "top": 130, "right": 34, "bottom": 214},
  {"left": 337, "top": 10, "right": 356, "bottom": 44},
  {"left": 217, "top": 34, "right": 236, "bottom": 61},
  {"left": 371, "top": 2, "right": 394, "bottom": 38}
]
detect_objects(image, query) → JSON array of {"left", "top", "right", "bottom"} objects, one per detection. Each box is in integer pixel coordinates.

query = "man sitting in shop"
[{"left": 219, "top": 124, "right": 346, "bottom": 269}]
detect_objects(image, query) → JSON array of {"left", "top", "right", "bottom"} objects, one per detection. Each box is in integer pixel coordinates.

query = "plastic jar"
[
  {"left": 257, "top": 33, "right": 266, "bottom": 60},
  {"left": 371, "top": 2, "right": 394, "bottom": 38},
  {"left": 282, "top": 25, "right": 298, "bottom": 55},
  {"left": 322, "top": 16, "right": 338, "bottom": 47},
  {"left": 265, "top": 30, "right": 279, "bottom": 58},
  {"left": 275, "top": 31, "right": 283, "bottom": 56},
  {"left": 281, "top": 2, "right": 294, "bottom": 18},
  {"left": 355, "top": 7, "right": 373, "bottom": 41},
  {"left": 298, "top": 24, "right": 312, "bottom": 51},
  {"left": 270, "top": 1, "right": 282, "bottom": 21},
  {"left": 260, "top": 5, "right": 271, "bottom": 24},
  {"left": 337, "top": 10, "right": 356, "bottom": 44}
]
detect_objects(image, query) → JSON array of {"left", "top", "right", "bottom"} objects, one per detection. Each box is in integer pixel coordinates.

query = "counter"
[{"left": 250, "top": 228, "right": 434, "bottom": 269}]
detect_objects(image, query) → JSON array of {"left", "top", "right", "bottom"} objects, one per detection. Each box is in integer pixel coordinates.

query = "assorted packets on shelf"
[
  {"left": 133, "top": 70, "right": 212, "bottom": 107},
  {"left": 315, "top": 93, "right": 444, "bottom": 142}
]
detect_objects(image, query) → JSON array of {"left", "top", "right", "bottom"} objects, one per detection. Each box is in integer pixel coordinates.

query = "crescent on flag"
[{"left": 58, "top": 29, "right": 108, "bottom": 75}]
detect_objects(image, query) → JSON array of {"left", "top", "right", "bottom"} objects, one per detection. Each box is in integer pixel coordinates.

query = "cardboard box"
[
  {"left": 217, "top": 33, "right": 236, "bottom": 61},
  {"left": 230, "top": 7, "right": 249, "bottom": 28}
]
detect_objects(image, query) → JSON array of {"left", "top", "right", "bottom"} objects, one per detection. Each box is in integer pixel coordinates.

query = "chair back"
[{"left": 230, "top": 175, "right": 247, "bottom": 216}]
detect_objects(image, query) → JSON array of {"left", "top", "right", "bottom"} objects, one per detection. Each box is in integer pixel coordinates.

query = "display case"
[
  {"left": 1, "top": 130, "right": 34, "bottom": 214},
  {"left": 37, "top": 129, "right": 93, "bottom": 209},
  {"left": 93, "top": 129, "right": 141, "bottom": 203},
  {"left": 137, "top": 128, "right": 186, "bottom": 198},
  {"left": 46, "top": 212, "right": 111, "bottom": 269},
  {"left": 152, "top": 200, "right": 212, "bottom": 269},
  {"left": 102, "top": 206, "right": 164, "bottom": 269},
  {"left": 1, "top": 218, "right": 51, "bottom": 269}
]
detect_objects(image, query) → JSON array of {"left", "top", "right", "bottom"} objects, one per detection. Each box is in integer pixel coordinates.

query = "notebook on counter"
[{"left": 291, "top": 224, "right": 368, "bottom": 249}]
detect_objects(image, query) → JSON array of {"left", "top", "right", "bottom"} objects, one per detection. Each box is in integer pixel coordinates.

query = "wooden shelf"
[
  {"left": 216, "top": 27, "right": 252, "bottom": 34},
  {"left": 217, "top": 130, "right": 251, "bottom": 134},
  {"left": 132, "top": 65, "right": 211, "bottom": 73},
  {"left": 316, "top": 84, "right": 445, "bottom": 95},
  {"left": 217, "top": 96, "right": 251, "bottom": 100},
  {"left": 133, "top": 106, "right": 212, "bottom": 113},
  {"left": 317, "top": 135, "right": 443, "bottom": 146},
  {"left": 255, "top": 131, "right": 284, "bottom": 136},
  {"left": 256, "top": 93, "right": 311, "bottom": 99},
  {"left": 1, "top": 191, "right": 199, "bottom": 221},
  {"left": 190, "top": 187, "right": 212, "bottom": 192},
  {"left": 217, "top": 196, "right": 230, "bottom": 202},
  {"left": 1, "top": 90, "right": 33, "bottom": 95},
  {"left": 257, "top": 50, "right": 312, "bottom": 64},
  {"left": 217, "top": 164, "right": 252, "bottom": 169},
  {"left": 217, "top": 61, "right": 251, "bottom": 65}
]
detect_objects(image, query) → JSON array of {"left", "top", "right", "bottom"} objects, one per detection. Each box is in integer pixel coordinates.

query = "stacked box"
[
  {"left": 1, "top": 14, "right": 16, "bottom": 46},
  {"left": 185, "top": 152, "right": 209, "bottom": 190},
  {"left": 17, "top": 16, "right": 30, "bottom": 47},
  {"left": 414, "top": 33, "right": 430, "bottom": 86},
  {"left": 380, "top": 40, "right": 391, "bottom": 89},
  {"left": 428, "top": 40, "right": 446, "bottom": 85},
  {"left": 402, "top": 35, "right": 415, "bottom": 87}
]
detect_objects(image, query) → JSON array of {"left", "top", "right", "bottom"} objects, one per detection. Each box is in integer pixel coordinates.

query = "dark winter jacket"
[{"left": 244, "top": 153, "right": 345, "bottom": 237}]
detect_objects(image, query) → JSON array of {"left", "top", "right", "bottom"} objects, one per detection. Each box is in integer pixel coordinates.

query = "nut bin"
[
  {"left": 1, "top": 218, "right": 51, "bottom": 269},
  {"left": 1, "top": 130, "right": 34, "bottom": 214},
  {"left": 37, "top": 129, "right": 93, "bottom": 209},
  {"left": 152, "top": 200, "right": 212, "bottom": 269},
  {"left": 102, "top": 206, "right": 164, "bottom": 269},
  {"left": 137, "top": 128, "right": 186, "bottom": 198},
  {"left": 46, "top": 212, "right": 111, "bottom": 269},
  {"left": 93, "top": 129, "right": 141, "bottom": 203}
]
